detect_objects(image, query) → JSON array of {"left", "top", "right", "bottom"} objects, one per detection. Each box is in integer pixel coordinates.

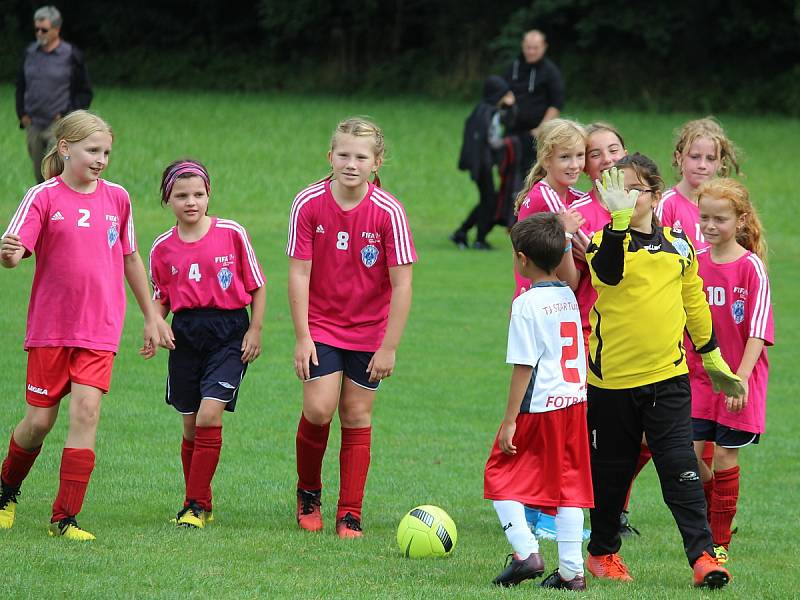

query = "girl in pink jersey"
[
  {"left": 513, "top": 119, "right": 586, "bottom": 298},
  {"left": 657, "top": 118, "right": 742, "bottom": 475},
  {"left": 656, "top": 117, "right": 741, "bottom": 250},
  {"left": 0, "top": 110, "right": 173, "bottom": 540},
  {"left": 690, "top": 179, "right": 773, "bottom": 564},
  {"left": 287, "top": 117, "right": 416, "bottom": 538},
  {"left": 148, "top": 159, "right": 266, "bottom": 528}
]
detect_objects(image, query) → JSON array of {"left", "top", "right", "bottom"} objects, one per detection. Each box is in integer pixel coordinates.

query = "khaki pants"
[{"left": 25, "top": 122, "right": 56, "bottom": 184}]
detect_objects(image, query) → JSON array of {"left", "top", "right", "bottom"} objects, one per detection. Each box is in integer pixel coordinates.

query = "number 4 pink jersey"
[
  {"left": 286, "top": 180, "right": 417, "bottom": 352},
  {"left": 656, "top": 186, "right": 709, "bottom": 250},
  {"left": 149, "top": 217, "right": 265, "bottom": 312},
  {"left": 3, "top": 177, "right": 136, "bottom": 352},
  {"left": 689, "top": 249, "right": 774, "bottom": 433}
]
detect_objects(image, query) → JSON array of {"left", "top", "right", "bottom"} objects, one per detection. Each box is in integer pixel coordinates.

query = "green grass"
[{"left": 1, "top": 85, "right": 798, "bottom": 598}]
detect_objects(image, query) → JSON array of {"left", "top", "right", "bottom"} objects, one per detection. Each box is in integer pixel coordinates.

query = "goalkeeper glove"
[
  {"left": 700, "top": 348, "right": 745, "bottom": 398},
  {"left": 595, "top": 167, "right": 639, "bottom": 231}
]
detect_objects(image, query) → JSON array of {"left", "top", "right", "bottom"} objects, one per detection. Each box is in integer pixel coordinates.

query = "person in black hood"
[
  {"left": 452, "top": 75, "right": 516, "bottom": 250},
  {"left": 504, "top": 30, "right": 564, "bottom": 179}
]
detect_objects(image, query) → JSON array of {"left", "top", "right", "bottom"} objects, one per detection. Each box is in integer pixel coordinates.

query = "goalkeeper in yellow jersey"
[{"left": 583, "top": 156, "right": 742, "bottom": 590}]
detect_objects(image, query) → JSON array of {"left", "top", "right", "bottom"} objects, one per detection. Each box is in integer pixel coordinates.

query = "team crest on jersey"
[
  {"left": 107, "top": 225, "right": 119, "bottom": 248},
  {"left": 671, "top": 238, "right": 690, "bottom": 258},
  {"left": 731, "top": 299, "right": 745, "bottom": 324},
  {"left": 361, "top": 244, "right": 379, "bottom": 268},
  {"left": 217, "top": 267, "right": 233, "bottom": 290}
]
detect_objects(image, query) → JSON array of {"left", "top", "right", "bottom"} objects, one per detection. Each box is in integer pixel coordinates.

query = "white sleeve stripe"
[
  {"left": 747, "top": 254, "right": 771, "bottom": 338},
  {"left": 372, "top": 188, "right": 414, "bottom": 264},
  {"left": 4, "top": 179, "right": 59, "bottom": 237},
  {"left": 570, "top": 195, "right": 592, "bottom": 209},
  {"left": 148, "top": 230, "right": 174, "bottom": 295},
  {"left": 542, "top": 186, "right": 565, "bottom": 213},
  {"left": 655, "top": 190, "right": 675, "bottom": 220},
  {"left": 216, "top": 220, "right": 265, "bottom": 288},
  {"left": 287, "top": 183, "right": 326, "bottom": 256}
]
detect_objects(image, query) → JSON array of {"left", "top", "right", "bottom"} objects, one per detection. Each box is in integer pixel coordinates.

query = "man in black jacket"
[
  {"left": 504, "top": 30, "right": 564, "bottom": 178},
  {"left": 15, "top": 6, "right": 93, "bottom": 183}
]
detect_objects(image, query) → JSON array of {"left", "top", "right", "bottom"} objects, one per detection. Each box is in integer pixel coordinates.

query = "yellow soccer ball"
[{"left": 397, "top": 505, "right": 457, "bottom": 558}]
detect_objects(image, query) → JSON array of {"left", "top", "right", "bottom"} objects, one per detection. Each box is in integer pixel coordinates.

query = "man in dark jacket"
[
  {"left": 452, "top": 75, "right": 516, "bottom": 250},
  {"left": 504, "top": 30, "right": 564, "bottom": 177},
  {"left": 15, "top": 5, "right": 93, "bottom": 183}
]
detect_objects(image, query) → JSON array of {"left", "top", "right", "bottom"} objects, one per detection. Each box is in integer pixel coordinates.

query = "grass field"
[{"left": 0, "top": 85, "right": 798, "bottom": 599}]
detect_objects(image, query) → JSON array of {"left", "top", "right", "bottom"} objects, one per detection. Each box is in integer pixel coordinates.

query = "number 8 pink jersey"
[
  {"left": 506, "top": 282, "right": 586, "bottom": 413},
  {"left": 287, "top": 180, "right": 417, "bottom": 352}
]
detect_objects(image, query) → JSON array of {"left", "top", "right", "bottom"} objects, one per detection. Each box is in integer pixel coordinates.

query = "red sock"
[
  {"left": 337, "top": 426, "right": 371, "bottom": 521},
  {"left": 701, "top": 441, "right": 715, "bottom": 470},
  {"left": 710, "top": 466, "right": 739, "bottom": 547},
  {"left": 703, "top": 477, "right": 715, "bottom": 523},
  {"left": 181, "top": 437, "right": 194, "bottom": 489},
  {"left": 51, "top": 448, "right": 95, "bottom": 522},
  {"left": 185, "top": 426, "right": 222, "bottom": 512},
  {"left": 296, "top": 413, "right": 330, "bottom": 491},
  {"left": 623, "top": 444, "right": 652, "bottom": 511},
  {"left": 1, "top": 435, "right": 42, "bottom": 488}
]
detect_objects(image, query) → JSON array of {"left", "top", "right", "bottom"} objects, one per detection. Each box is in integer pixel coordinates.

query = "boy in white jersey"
[{"left": 484, "top": 212, "right": 592, "bottom": 591}]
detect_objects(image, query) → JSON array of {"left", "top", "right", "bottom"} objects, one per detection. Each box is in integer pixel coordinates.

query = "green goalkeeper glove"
[
  {"left": 700, "top": 348, "right": 745, "bottom": 397},
  {"left": 595, "top": 167, "right": 639, "bottom": 231}
]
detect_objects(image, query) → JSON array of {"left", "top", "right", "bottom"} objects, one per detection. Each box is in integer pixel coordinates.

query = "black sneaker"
[
  {"left": 541, "top": 569, "right": 587, "bottom": 591},
  {"left": 449, "top": 230, "right": 468, "bottom": 249},
  {"left": 619, "top": 511, "right": 640, "bottom": 537},
  {"left": 473, "top": 240, "right": 493, "bottom": 250},
  {"left": 492, "top": 552, "right": 545, "bottom": 587}
]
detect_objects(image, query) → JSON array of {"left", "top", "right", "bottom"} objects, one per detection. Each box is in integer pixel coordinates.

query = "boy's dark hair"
[{"left": 510, "top": 212, "right": 565, "bottom": 274}]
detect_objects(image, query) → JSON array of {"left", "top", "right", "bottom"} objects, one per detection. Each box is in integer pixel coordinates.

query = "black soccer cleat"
[{"left": 492, "top": 552, "right": 545, "bottom": 587}]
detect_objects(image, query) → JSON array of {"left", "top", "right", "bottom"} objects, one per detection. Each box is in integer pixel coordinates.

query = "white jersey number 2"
[
  {"left": 188, "top": 263, "right": 202, "bottom": 282},
  {"left": 77, "top": 209, "right": 91, "bottom": 228}
]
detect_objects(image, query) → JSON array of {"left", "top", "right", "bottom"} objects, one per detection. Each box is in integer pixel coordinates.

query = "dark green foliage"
[{"left": 0, "top": 0, "right": 797, "bottom": 114}]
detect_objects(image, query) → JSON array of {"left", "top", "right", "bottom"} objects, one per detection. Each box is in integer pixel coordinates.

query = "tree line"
[{"left": 1, "top": 0, "right": 797, "bottom": 115}]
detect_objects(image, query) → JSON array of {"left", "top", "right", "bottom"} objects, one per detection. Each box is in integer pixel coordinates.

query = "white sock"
[
  {"left": 493, "top": 500, "right": 539, "bottom": 558},
  {"left": 556, "top": 506, "right": 584, "bottom": 578}
]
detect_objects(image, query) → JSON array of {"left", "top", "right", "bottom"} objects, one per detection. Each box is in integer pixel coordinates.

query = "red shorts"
[
  {"left": 26, "top": 347, "right": 115, "bottom": 407},
  {"left": 484, "top": 404, "right": 594, "bottom": 508}
]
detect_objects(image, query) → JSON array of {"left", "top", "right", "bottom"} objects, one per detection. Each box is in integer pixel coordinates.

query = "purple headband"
[{"left": 162, "top": 161, "right": 210, "bottom": 201}]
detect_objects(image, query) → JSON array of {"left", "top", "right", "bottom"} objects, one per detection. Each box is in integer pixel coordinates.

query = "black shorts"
[
  {"left": 307, "top": 342, "right": 378, "bottom": 390},
  {"left": 166, "top": 308, "right": 249, "bottom": 414},
  {"left": 692, "top": 418, "right": 760, "bottom": 448}
]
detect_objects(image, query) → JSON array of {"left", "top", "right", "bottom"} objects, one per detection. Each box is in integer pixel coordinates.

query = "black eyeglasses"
[{"left": 35, "top": 27, "right": 50, "bottom": 33}]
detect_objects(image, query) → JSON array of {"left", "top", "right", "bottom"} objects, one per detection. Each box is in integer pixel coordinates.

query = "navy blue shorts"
[
  {"left": 692, "top": 418, "right": 760, "bottom": 448},
  {"left": 308, "top": 342, "right": 378, "bottom": 390},
  {"left": 166, "top": 308, "right": 249, "bottom": 414}
]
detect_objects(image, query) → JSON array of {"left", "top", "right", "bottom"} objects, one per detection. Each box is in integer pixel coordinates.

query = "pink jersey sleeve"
[
  {"left": 518, "top": 183, "right": 562, "bottom": 221},
  {"left": 220, "top": 219, "right": 266, "bottom": 291},
  {"left": 113, "top": 184, "right": 136, "bottom": 255},
  {"left": 745, "top": 254, "right": 774, "bottom": 345},
  {"left": 656, "top": 190, "right": 675, "bottom": 225},
  {"left": 287, "top": 182, "right": 325, "bottom": 261},
  {"left": 372, "top": 187, "right": 416, "bottom": 267},
  {"left": 3, "top": 182, "right": 54, "bottom": 256},
  {"left": 148, "top": 236, "right": 170, "bottom": 305}
]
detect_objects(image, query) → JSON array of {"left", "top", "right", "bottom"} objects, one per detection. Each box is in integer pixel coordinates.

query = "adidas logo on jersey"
[
  {"left": 171, "top": 266, "right": 178, "bottom": 275},
  {"left": 51, "top": 211, "right": 64, "bottom": 221},
  {"left": 316, "top": 224, "right": 325, "bottom": 234}
]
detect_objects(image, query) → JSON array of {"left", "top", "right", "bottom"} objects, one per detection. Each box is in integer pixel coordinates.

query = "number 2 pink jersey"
[
  {"left": 286, "top": 180, "right": 417, "bottom": 352},
  {"left": 689, "top": 249, "right": 773, "bottom": 433},
  {"left": 655, "top": 186, "right": 709, "bottom": 250},
  {"left": 3, "top": 177, "right": 136, "bottom": 351},
  {"left": 149, "top": 217, "right": 265, "bottom": 312},
  {"left": 569, "top": 189, "right": 610, "bottom": 333},
  {"left": 514, "top": 180, "right": 582, "bottom": 297}
]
